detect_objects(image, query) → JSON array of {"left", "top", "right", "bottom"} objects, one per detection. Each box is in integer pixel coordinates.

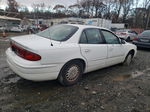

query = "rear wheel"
[{"left": 58, "top": 61, "right": 83, "bottom": 86}]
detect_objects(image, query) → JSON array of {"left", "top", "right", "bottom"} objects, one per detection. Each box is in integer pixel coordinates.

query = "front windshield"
[{"left": 37, "top": 25, "right": 78, "bottom": 41}]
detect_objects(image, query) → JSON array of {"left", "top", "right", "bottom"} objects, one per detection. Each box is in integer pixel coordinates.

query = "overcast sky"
[
  {"left": 17, "top": 0, "right": 77, "bottom": 7},
  {"left": 0, "top": 0, "right": 77, "bottom": 9},
  {"left": 0, "top": 0, "right": 144, "bottom": 10}
]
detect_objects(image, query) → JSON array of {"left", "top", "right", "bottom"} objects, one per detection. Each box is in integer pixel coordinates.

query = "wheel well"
[
  {"left": 123, "top": 49, "right": 135, "bottom": 63},
  {"left": 63, "top": 59, "right": 86, "bottom": 72},
  {"left": 128, "top": 49, "right": 135, "bottom": 57}
]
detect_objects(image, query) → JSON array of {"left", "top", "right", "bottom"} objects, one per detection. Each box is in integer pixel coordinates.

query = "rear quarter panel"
[{"left": 40, "top": 43, "right": 87, "bottom": 65}]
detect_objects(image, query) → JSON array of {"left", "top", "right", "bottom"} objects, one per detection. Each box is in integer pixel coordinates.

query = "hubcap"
[{"left": 66, "top": 65, "right": 80, "bottom": 82}]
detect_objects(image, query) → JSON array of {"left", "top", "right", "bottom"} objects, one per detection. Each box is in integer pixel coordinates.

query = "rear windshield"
[
  {"left": 140, "top": 31, "right": 150, "bottom": 37},
  {"left": 37, "top": 25, "right": 78, "bottom": 41}
]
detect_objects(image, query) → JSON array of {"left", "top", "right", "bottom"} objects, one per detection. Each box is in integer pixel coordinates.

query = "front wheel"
[
  {"left": 123, "top": 53, "right": 133, "bottom": 66},
  {"left": 58, "top": 61, "right": 83, "bottom": 86}
]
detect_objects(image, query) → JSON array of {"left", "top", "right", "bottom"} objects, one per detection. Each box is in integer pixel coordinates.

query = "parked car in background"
[
  {"left": 10, "top": 25, "right": 23, "bottom": 32},
  {"left": 27, "top": 25, "right": 39, "bottom": 34},
  {"left": 39, "top": 24, "right": 49, "bottom": 31},
  {"left": 6, "top": 24, "right": 137, "bottom": 86},
  {"left": 110, "top": 27, "right": 118, "bottom": 34},
  {"left": 0, "top": 26, "right": 6, "bottom": 32},
  {"left": 30, "top": 25, "right": 39, "bottom": 29},
  {"left": 133, "top": 30, "right": 150, "bottom": 48},
  {"left": 59, "top": 21, "right": 68, "bottom": 24},
  {"left": 27, "top": 24, "right": 48, "bottom": 34},
  {"left": 116, "top": 29, "right": 138, "bottom": 41}
]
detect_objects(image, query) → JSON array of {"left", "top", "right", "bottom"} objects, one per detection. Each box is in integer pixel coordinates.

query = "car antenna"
[{"left": 48, "top": 24, "right": 53, "bottom": 46}]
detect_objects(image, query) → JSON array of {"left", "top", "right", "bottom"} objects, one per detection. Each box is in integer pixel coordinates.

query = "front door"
[{"left": 101, "top": 30, "right": 125, "bottom": 66}]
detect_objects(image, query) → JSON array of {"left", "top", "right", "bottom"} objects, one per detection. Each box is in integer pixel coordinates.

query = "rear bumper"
[
  {"left": 6, "top": 48, "right": 62, "bottom": 81},
  {"left": 133, "top": 41, "right": 150, "bottom": 48}
]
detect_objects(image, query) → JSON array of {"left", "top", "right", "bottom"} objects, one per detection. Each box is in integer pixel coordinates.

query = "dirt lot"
[
  {"left": 0, "top": 32, "right": 28, "bottom": 38},
  {"left": 0, "top": 40, "right": 150, "bottom": 112}
]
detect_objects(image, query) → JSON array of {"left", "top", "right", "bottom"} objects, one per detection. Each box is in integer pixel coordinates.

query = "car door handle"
[{"left": 84, "top": 49, "right": 90, "bottom": 53}]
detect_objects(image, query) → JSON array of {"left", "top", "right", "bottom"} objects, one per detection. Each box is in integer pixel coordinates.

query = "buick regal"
[{"left": 6, "top": 24, "right": 137, "bottom": 86}]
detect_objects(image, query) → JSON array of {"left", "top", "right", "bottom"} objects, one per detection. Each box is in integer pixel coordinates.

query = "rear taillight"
[
  {"left": 133, "top": 37, "right": 138, "bottom": 41},
  {"left": 10, "top": 42, "right": 41, "bottom": 61}
]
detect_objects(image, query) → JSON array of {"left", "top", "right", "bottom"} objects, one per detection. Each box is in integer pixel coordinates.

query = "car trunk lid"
[
  {"left": 10, "top": 34, "right": 60, "bottom": 51},
  {"left": 10, "top": 34, "right": 61, "bottom": 62}
]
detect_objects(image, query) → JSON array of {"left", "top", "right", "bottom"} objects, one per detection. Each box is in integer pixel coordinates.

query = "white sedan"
[
  {"left": 6, "top": 24, "right": 137, "bottom": 86},
  {"left": 115, "top": 29, "right": 138, "bottom": 41}
]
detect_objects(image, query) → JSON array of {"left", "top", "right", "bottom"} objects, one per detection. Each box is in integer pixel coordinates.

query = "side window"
[
  {"left": 85, "top": 28, "right": 103, "bottom": 44},
  {"left": 79, "top": 28, "right": 104, "bottom": 44},
  {"left": 80, "top": 31, "right": 88, "bottom": 44},
  {"left": 101, "top": 30, "right": 120, "bottom": 44}
]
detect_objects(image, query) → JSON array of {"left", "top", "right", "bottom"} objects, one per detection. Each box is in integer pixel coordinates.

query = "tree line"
[{"left": 0, "top": 0, "right": 150, "bottom": 29}]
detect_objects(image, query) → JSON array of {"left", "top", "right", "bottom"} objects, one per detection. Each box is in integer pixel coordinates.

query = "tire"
[
  {"left": 123, "top": 53, "right": 133, "bottom": 66},
  {"left": 58, "top": 61, "right": 83, "bottom": 86}
]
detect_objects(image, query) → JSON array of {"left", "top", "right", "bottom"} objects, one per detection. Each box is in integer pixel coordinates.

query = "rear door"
[
  {"left": 79, "top": 28, "right": 107, "bottom": 72},
  {"left": 101, "top": 29, "right": 125, "bottom": 66}
]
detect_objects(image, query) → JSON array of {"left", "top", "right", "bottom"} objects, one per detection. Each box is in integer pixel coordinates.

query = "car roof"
[{"left": 66, "top": 24, "right": 108, "bottom": 31}]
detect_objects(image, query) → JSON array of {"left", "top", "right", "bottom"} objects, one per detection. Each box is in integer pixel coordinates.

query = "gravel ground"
[
  {"left": 0, "top": 32, "right": 28, "bottom": 38},
  {"left": 0, "top": 41, "right": 150, "bottom": 112}
]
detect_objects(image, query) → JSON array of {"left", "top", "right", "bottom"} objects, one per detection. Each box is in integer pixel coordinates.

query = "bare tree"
[
  {"left": 143, "top": 0, "right": 150, "bottom": 9},
  {"left": 68, "top": 4, "right": 81, "bottom": 16},
  {"left": 47, "top": 5, "right": 51, "bottom": 12},
  {"left": 94, "top": 0, "right": 106, "bottom": 18},
  {"left": 122, "top": 0, "right": 134, "bottom": 22},
  {"left": 103, "top": 0, "right": 114, "bottom": 19},
  {"left": 80, "top": 0, "right": 92, "bottom": 17},
  {"left": 146, "top": 5, "right": 150, "bottom": 29},
  {"left": 142, "top": 0, "right": 150, "bottom": 29},
  {"left": 32, "top": 3, "right": 46, "bottom": 13},
  {"left": 6, "top": 0, "right": 19, "bottom": 12},
  {"left": 53, "top": 5, "right": 66, "bottom": 14},
  {"left": 113, "top": 0, "right": 124, "bottom": 22},
  {"left": 32, "top": 3, "right": 40, "bottom": 13},
  {"left": 19, "top": 5, "right": 29, "bottom": 13},
  {"left": 134, "top": 0, "right": 139, "bottom": 27},
  {"left": 80, "top": 0, "right": 106, "bottom": 18},
  {"left": 39, "top": 3, "right": 46, "bottom": 13}
]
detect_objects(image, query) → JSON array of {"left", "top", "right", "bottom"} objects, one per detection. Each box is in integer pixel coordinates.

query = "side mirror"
[{"left": 120, "top": 38, "right": 126, "bottom": 44}]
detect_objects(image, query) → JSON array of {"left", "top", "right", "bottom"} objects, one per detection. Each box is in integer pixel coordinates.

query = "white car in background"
[
  {"left": 10, "top": 26, "right": 23, "bottom": 32},
  {"left": 6, "top": 24, "right": 137, "bottom": 86},
  {"left": 0, "top": 26, "right": 5, "bottom": 31},
  {"left": 116, "top": 29, "right": 138, "bottom": 41}
]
